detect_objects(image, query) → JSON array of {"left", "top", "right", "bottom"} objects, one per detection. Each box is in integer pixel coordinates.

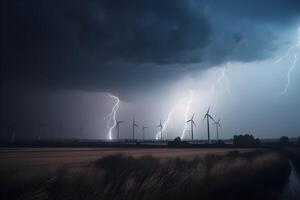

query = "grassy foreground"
[{"left": 0, "top": 151, "right": 290, "bottom": 200}]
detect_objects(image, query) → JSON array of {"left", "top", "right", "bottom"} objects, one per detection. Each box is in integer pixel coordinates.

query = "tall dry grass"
[{"left": 0, "top": 151, "right": 291, "bottom": 200}]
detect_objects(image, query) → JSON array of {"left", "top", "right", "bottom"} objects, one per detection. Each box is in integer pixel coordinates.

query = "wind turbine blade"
[
  {"left": 186, "top": 120, "right": 192, "bottom": 123},
  {"left": 207, "top": 106, "right": 210, "bottom": 114},
  {"left": 202, "top": 114, "right": 207, "bottom": 121},
  {"left": 192, "top": 121, "right": 196, "bottom": 126},
  {"left": 208, "top": 114, "right": 215, "bottom": 121},
  {"left": 191, "top": 113, "right": 195, "bottom": 120}
]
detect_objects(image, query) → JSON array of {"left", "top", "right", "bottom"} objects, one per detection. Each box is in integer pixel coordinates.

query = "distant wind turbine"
[
  {"left": 116, "top": 120, "right": 125, "bottom": 139},
  {"left": 8, "top": 121, "right": 18, "bottom": 145},
  {"left": 38, "top": 122, "right": 44, "bottom": 141},
  {"left": 132, "top": 118, "right": 138, "bottom": 140},
  {"left": 142, "top": 125, "right": 148, "bottom": 140},
  {"left": 11, "top": 127, "right": 15, "bottom": 145},
  {"left": 59, "top": 121, "right": 63, "bottom": 139},
  {"left": 186, "top": 113, "right": 196, "bottom": 141},
  {"left": 203, "top": 107, "right": 215, "bottom": 144},
  {"left": 214, "top": 119, "right": 221, "bottom": 140},
  {"left": 157, "top": 120, "right": 163, "bottom": 140},
  {"left": 79, "top": 124, "right": 83, "bottom": 139}
]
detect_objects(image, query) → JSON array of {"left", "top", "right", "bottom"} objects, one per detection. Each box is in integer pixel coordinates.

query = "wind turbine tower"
[
  {"left": 38, "top": 122, "right": 43, "bottom": 141},
  {"left": 116, "top": 120, "right": 124, "bottom": 139},
  {"left": 214, "top": 119, "right": 221, "bottom": 140},
  {"left": 157, "top": 120, "right": 163, "bottom": 140},
  {"left": 132, "top": 118, "right": 138, "bottom": 140},
  {"left": 187, "top": 113, "right": 196, "bottom": 141},
  {"left": 11, "top": 127, "right": 15, "bottom": 145},
  {"left": 142, "top": 125, "right": 148, "bottom": 140},
  {"left": 203, "top": 107, "right": 215, "bottom": 144}
]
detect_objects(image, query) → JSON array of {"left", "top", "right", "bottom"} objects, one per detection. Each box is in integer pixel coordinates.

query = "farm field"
[{"left": 0, "top": 147, "right": 256, "bottom": 171}]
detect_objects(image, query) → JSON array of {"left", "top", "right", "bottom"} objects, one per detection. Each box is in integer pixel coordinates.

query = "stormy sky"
[{"left": 1, "top": 0, "right": 300, "bottom": 141}]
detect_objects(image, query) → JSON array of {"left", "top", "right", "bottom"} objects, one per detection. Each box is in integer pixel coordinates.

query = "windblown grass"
[{"left": 0, "top": 151, "right": 291, "bottom": 200}]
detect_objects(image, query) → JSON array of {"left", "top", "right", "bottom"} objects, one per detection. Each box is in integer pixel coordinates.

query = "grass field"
[
  {"left": 0, "top": 148, "right": 292, "bottom": 200},
  {"left": 0, "top": 147, "right": 255, "bottom": 172}
]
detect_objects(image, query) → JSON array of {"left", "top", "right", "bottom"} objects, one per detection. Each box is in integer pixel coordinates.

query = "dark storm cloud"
[
  {"left": 1, "top": 0, "right": 300, "bottom": 95},
  {"left": 1, "top": 0, "right": 212, "bottom": 95},
  {"left": 205, "top": 0, "right": 300, "bottom": 23}
]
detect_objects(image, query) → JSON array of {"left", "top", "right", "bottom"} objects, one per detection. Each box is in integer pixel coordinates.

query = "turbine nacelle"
[
  {"left": 203, "top": 106, "right": 215, "bottom": 121},
  {"left": 157, "top": 120, "right": 163, "bottom": 129},
  {"left": 186, "top": 113, "right": 196, "bottom": 126},
  {"left": 214, "top": 119, "right": 221, "bottom": 127},
  {"left": 116, "top": 120, "right": 125, "bottom": 125},
  {"left": 133, "top": 119, "right": 138, "bottom": 128}
]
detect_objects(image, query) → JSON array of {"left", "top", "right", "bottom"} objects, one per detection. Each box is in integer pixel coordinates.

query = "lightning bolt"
[
  {"left": 211, "top": 63, "right": 236, "bottom": 101},
  {"left": 276, "top": 27, "right": 300, "bottom": 95},
  {"left": 104, "top": 94, "right": 120, "bottom": 140},
  {"left": 181, "top": 90, "right": 193, "bottom": 140},
  {"left": 155, "top": 102, "right": 179, "bottom": 140},
  {"left": 281, "top": 54, "right": 298, "bottom": 95},
  {"left": 154, "top": 90, "right": 193, "bottom": 140}
]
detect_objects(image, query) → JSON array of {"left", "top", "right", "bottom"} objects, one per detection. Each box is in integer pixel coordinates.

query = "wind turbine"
[
  {"left": 214, "top": 119, "right": 221, "bottom": 140},
  {"left": 203, "top": 107, "right": 215, "bottom": 144},
  {"left": 38, "top": 121, "right": 44, "bottom": 141},
  {"left": 79, "top": 124, "right": 83, "bottom": 139},
  {"left": 116, "top": 120, "right": 125, "bottom": 139},
  {"left": 142, "top": 126, "right": 148, "bottom": 140},
  {"left": 59, "top": 121, "right": 63, "bottom": 139},
  {"left": 132, "top": 118, "right": 138, "bottom": 140},
  {"left": 9, "top": 125, "right": 16, "bottom": 145},
  {"left": 187, "top": 113, "right": 196, "bottom": 141},
  {"left": 157, "top": 120, "right": 163, "bottom": 140}
]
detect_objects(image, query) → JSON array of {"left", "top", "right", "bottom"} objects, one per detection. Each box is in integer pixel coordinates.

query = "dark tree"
[
  {"left": 233, "top": 134, "right": 260, "bottom": 147},
  {"left": 279, "top": 136, "right": 289, "bottom": 146},
  {"left": 173, "top": 137, "right": 182, "bottom": 144},
  {"left": 216, "top": 140, "right": 225, "bottom": 146},
  {"left": 168, "top": 137, "right": 187, "bottom": 146}
]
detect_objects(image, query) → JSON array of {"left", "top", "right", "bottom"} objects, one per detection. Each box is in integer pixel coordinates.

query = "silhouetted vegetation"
[
  {"left": 168, "top": 137, "right": 188, "bottom": 146},
  {"left": 216, "top": 139, "right": 225, "bottom": 145},
  {"left": 233, "top": 134, "right": 261, "bottom": 147},
  {"left": 279, "top": 136, "right": 289, "bottom": 146},
  {"left": 0, "top": 151, "right": 291, "bottom": 200}
]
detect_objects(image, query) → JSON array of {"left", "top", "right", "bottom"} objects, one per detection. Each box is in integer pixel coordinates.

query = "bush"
[
  {"left": 279, "top": 136, "right": 289, "bottom": 146},
  {"left": 233, "top": 134, "right": 261, "bottom": 147},
  {"left": 167, "top": 137, "right": 187, "bottom": 146}
]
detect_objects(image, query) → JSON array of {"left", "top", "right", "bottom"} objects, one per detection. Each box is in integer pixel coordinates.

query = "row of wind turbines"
[{"left": 114, "top": 107, "right": 221, "bottom": 143}]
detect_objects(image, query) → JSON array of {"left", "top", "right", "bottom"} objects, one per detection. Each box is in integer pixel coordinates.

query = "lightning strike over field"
[
  {"left": 155, "top": 101, "right": 180, "bottom": 140},
  {"left": 181, "top": 90, "right": 194, "bottom": 139},
  {"left": 281, "top": 54, "right": 299, "bottom": 95},
  {"left": 277, "top": 27, "right": 300, "bottom": 95},
  {"left": 211, "top": 64, "right": 236, "bottom": 101},
  {"left": 104, "top": 94, "right": 120, "bottom": 140},
  {"left": 155, "top": 90, "right": 193, "bottom": 140}
]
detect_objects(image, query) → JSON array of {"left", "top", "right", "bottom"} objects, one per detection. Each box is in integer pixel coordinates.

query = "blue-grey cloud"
[{"left": 1, "top": 0, "right": 300, "bottom": 95}]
